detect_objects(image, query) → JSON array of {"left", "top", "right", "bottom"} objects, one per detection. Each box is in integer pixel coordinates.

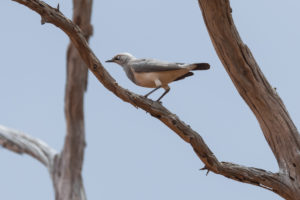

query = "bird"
[{"left": 106, "top": 53, "right": 210, "bottom": 102}]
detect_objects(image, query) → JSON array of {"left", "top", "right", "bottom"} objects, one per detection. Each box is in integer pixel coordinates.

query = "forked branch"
[
  {"left": 10, "top": 0, "right": 296, "bottom": 199},
  {"left": 197, "top": 0, "right": 300, "bottom": 198}
]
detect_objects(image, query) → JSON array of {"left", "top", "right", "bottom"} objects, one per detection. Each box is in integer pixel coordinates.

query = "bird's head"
[{"left": 106, "top": 53, "right": 135, "bottom": 65}]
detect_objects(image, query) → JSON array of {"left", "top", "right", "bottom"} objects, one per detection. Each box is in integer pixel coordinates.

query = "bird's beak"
[{"left": 105, "top": 59, "right": 114, "bottom": 63}]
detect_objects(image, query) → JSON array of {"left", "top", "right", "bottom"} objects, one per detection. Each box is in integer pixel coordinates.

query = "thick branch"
[
  {"left": 0, "top": 125, "right": 56, "bottom": 168},
  {"left": 11, "top": 0, "right": 292, "bottom": 198},
  {"left": 198, "top": 0, "right": 300, "bottom": 168},
  {"left": 51, "top": 1, "right": 92, "bottom": 200},
  {"left": 197, "top": 0, "right": 300, "bottom": 198}
]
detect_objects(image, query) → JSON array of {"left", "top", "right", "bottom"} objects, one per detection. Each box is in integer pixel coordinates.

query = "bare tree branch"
[
  {"left": 51, "top": 1, "right": 93, "bottom": 200},
  {"left": 0, "top": 125, "right": 57, "bottom": 168},
  {"left": 198, "top": 0, "right": 300, "bottom": 169},
  {"left": 10, "top": 0, "right": 298, "bottom": 199},
  {"left": 197, "top": 0, "right": 300, "bottom": 198}
]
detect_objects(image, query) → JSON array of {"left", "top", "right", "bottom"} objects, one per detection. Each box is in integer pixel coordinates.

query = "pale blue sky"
[{"left": 1, "top": 1, "right": 299, "bottom": 199}]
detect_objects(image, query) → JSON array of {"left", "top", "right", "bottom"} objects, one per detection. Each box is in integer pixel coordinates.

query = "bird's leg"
[
  {"left": 156, "top": 86, "right": 170, "bottom": 102},
  {"left": 144, "top": 86, "right": 161, "bottom": 98}
]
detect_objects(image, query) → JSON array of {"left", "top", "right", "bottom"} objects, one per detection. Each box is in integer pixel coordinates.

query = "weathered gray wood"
[
  {"left": 10, "top": 1, "right": 297, "bottom": 199},
  {"left": 1, "top": 1, "right": 92, "bottom": 200},
  {"left": 51, "top": 1, "right": 92, "bottom": 200},
  {"left": 0, "top": 125, "right": 56, "bottom": 168},
  {"left": 6, "top": 0, "right": 300, "bottom": 199}
]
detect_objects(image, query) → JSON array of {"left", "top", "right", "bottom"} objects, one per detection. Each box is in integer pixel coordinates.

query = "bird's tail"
[{"left": 190, "top": 63, "right": 210, "bottom": 71}]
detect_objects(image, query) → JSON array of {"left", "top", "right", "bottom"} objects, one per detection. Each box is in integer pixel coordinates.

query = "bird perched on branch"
[{"left": 106, "top": 53, "right": 210, "bottom": 102}]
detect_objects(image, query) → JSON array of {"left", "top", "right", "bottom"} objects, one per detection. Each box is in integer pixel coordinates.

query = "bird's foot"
[{"left": 156, "top": 100, "right": 162, "bottom": 104}]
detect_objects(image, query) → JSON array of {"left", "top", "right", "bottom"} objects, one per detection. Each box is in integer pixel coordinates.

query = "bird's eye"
[{"left": 115, "top": 56, "right": 120, "bottom": 60}]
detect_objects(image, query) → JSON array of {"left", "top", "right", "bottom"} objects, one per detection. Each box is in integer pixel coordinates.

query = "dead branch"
[
  {"left": 197, "top": 0, "right": 300, "bottom": 199},
  {"left": 50, "top": 1, "right": 93, "bottom": 200},
  {"left": 0, "top": 125, "right": 56, "bottom": 168},
  {"left": 9, "top": 0, "right": 299, "bottom": 199}
]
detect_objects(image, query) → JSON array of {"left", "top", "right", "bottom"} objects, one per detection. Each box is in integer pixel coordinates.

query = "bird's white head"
[{"left": 106, "top": 53, "right": 135, "bottom": 66}]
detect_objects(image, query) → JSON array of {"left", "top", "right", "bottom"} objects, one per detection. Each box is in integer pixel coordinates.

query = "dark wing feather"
[
  {"left": 192, "top": 63, "right": 210, "bottom": 70},
  {"left": 131, "top": 59, "right": 185, "bottom": 73},
  {"left": 174, "top": 72, "right": 194, "bottom": 81}
]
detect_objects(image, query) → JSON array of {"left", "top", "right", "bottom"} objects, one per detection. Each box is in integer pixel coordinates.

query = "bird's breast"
[
  {"left": 133, "top": 69, "right": 189, "bottom": 88},
  {"left": 134, "top": 72, "right": 159, "bottom": 88}
]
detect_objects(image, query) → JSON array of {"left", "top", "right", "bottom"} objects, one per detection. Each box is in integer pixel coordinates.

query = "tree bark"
[
  {"left": 5, "top": 0, "right": 300, "bottom": 199},
  {"left": 197, "top": 0, "right": 300, "bottom": 199},
  {"left": 1, "top": 1, "right": 93, "bottom": 200},
  {"left": 0, "top": 125, "right": 56, "bottom": 168},
  {"left": 51, "top": 1, "right": 93, "bottom": 200}
]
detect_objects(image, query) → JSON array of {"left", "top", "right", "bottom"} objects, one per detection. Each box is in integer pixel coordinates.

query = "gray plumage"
[
  {"left": 106, "top": 53, "right": 210, "bottom": 102},
  {"left": 132, "top": 59, "right": 186, "bottom": 72},
  {"left": 131, "top": 59, "right": 209, "bottom": 72}
]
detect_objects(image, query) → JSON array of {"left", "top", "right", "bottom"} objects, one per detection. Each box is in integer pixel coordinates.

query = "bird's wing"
[{"left": 130, "top": 59, "right": 187, "bottom": 73}]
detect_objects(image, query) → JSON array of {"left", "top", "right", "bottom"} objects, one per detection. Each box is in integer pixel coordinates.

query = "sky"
[{"left": 1, "top": 0, "right": 300, "bottom": 200}]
